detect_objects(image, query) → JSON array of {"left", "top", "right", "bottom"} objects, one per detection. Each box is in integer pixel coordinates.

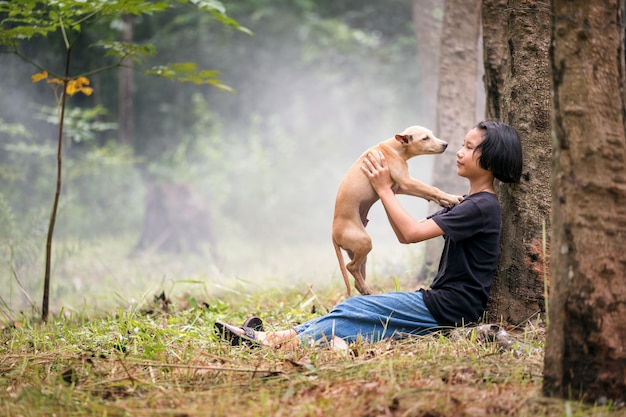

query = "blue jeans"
[{"left": 294, "top": 291, "right": 440, "bottom": 345}]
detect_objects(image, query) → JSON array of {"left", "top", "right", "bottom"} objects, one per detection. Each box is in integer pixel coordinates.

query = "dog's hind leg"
[
  {"left": 334, "top": 240, "right": 353, "bottom": 296},
  {"left": 346, "top": 240, "right": 373, "bottom": 295}
]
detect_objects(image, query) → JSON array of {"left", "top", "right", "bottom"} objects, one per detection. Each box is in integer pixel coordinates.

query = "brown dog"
[{"left": 332, "top": 125, "right": 463, "bottom": 296}]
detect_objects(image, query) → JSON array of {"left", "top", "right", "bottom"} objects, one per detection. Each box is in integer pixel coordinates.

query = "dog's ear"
[{"left": 395, "top": 134, "right": 412, "bottom": 145}]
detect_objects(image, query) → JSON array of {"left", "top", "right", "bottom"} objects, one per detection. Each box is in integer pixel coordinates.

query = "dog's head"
[{"left": 395, "top": 126, "right": 448, "bottom": 156}]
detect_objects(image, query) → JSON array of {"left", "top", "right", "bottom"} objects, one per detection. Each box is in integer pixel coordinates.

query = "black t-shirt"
[{"left": 420, "top": 192, "right": 502, "bottom": 326}]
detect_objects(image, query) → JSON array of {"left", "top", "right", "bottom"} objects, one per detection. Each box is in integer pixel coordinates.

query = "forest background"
[
  {"left": 0, "top": 0, "right": 450, "bottom": 316},
  {"left": 3, "top": 0, "right": 626, "bottom": 412}
]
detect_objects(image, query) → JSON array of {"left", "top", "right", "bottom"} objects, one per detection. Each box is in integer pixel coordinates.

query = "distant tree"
[
  {"left": 481, "top": 0, "right": 552, "bottom": 325},
  {"left": 0, "top": 0, "right": 249, "bottom": 322},
  {"left": 543, "top": 0, "right": 626, "bottom": 403},
  {"left": 411, "top": 0, "right": 444, "bottom": 128},
  {"left": 435, "top": 0, "right": 480, "bottom": 191},
  {"left": 416, "top": 0, "right": 481, "bottom": 283},
  {"left": 118, "top": 14, "right": 135, "bottom": 146}
]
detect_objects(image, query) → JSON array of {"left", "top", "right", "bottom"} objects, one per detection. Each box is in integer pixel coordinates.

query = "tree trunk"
[
  {"left": 119, "top": 14, "right": 135, "bottom": 146},
  {"left": 481, "top": 0, "right": 507, "bottom": 121},
  {"left": 417, "top": 0, "right": 481, "bottom": 283},
  {"left": 482, "top": 0, "right": 552, "bottom": 326},
  {"left": 412, "top": 0, "right": 444, "bottom": 128},
  {"left": 436, "top": 0, "right": 481, "bottom": 166},
  {"left": 134, "top": 183, "right": 215, "bottom": 254},
  {"left": 543, "top": 0, "right": 626, "bottom": 403}
]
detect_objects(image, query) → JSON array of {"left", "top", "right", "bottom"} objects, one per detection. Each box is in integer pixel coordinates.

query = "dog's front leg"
[{"left": 396, "top": 178, "right": 463, "bottom": 208}]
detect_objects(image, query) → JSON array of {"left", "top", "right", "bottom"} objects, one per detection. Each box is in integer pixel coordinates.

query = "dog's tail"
[{"left": 333, "top": 240, "right": 352, "bottom": 297}]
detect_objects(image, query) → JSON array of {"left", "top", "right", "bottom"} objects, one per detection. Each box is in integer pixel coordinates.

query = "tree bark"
[
  {"left": 543, "top": 0, "right": 626, "bottom": 403},
  {"left": 482, "top": 0, "right": 552, "bottom": 325},
  {"left": 481, "top": 0, "right": 508, "bottom": 121}
]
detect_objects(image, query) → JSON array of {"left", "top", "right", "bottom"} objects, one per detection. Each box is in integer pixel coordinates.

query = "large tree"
[
  {"left": 481, "top": 0, "right": 552, "bottom": 325},
  {"left": 543, "top": 0, "right": 626, "bottom": 403}
]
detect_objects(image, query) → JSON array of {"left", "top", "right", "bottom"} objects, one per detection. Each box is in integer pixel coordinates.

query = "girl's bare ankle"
[{"left": 264, "top": 329, "right": 298, "bottom": 348}]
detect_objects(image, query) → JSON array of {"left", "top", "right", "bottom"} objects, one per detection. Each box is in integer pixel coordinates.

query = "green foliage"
[
  {"left": 0, "top": 0, "right": 169, "bottom": 47},
  {"left": 189, "top": 0, "right": 253, "bottom": 35},
  {"left": 0, "top": 118, "right": 57, "bottom": 218},
  {"left": 95, "top": 40, "right": 157, "bottom": 62},
  {"left": 145, "top": 62, "right": 234, "bottom": 91},
  {"left": 0, "top": 0, "right": 251, "bottom": 322},
  {"left": 0, "top": 0, "right": 249, "bottom": 81},
  {"left": 0, "top": 105, "right": 138, "bottom": 238},
  {"left": 120, "top": 0, "right": 421, "bottom": 160},
  {"left": 141, "top": 92, "right": 343, "bottom": 242},
  {"left": 58, "top": 142, "right": 144, "bottom": 237},
  {"left": 124, "top": 1, "right": 425, "bottom": 243},
  {"left": 0, "top": 192, "right": 47, "bottom": 265},
  {"left": 0, "top": 191, "right": 47, "bottom": 317},
  {"left": 35, "top": 105, "right": 117, "bottom": 143}
]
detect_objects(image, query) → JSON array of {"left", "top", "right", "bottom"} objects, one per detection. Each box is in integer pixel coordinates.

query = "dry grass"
[{"left": 1, "top": 288, "right": 623, "bottom": 417}]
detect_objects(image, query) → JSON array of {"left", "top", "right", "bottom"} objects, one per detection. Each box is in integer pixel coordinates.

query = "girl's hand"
[{"left": 361, "top": 151, "right": 394, "bottom": 195}]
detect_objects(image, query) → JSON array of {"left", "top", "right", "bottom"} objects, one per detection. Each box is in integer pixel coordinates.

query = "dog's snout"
[{"left": 442, "top": 142, "right": 448, "bottom": 150}]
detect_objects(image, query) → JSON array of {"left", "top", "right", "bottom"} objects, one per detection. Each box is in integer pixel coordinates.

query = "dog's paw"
[
  {"left": 355, "top": 280, "right": 373, "bottom": 296},
  {"left": 438, "top": 194, "right": 464, "bottom": 208}
]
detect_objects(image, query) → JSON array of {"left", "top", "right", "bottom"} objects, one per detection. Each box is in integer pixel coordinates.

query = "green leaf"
[
  {"left": 0, "top": 0, "right": 249, "bottom": 46},
  {"left": 145, "top": 62, "right": 235, "bottom": 92},
  {"left": 188, "top": 0, "right": 226, "bottom": 14},
  {"left": 93, "top": 40, "right": 157, "bottom": 63},
  {"left": 209, "top": 9, "right": 253, "bottom": 36},
  {"left": 0, "top": 25, "right": 56, "bottom": 45},
  {"left": 0, "top": 0, "right": 172, "bottom": 45},
  {"left": 185, "top": 0, "right": 253, "bottom": 35}
]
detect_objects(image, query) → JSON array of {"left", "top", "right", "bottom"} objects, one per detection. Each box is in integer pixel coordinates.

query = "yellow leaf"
[
  {"left": 47, "top": 77, "right": 64, "bottom": 85},
  {"left": 31, "top": 71, "right": 48, "bottom": 83},
  {"left": 66, "top": 81, "right": 77, "bottom": 95},
  {"left": 64, "top": 77, "right": 92, "bottom": 96},
  {"left": 75, "top": 76, "right": 90, "bottom": 87}
]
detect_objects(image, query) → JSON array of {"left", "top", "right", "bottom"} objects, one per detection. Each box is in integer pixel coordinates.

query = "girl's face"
[{"left": 456, "top": 128, "right": 486, "bottom": 179}]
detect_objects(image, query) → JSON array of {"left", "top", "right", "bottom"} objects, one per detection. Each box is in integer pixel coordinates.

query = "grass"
[
  {"left": 1, "top": 237, "right": 623, "bottom": 416},
  {"left": 1, "top": 286, "right": 624, "bottom": 417}
]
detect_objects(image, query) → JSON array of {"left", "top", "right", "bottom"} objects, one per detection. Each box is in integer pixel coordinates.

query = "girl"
[{"left": 216, "top": 121, "right": 523, "bottom": 349}]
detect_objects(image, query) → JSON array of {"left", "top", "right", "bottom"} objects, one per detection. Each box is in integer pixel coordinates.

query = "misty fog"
[{"left": 0, "top": 3, "right": 467, "bottom": 315}]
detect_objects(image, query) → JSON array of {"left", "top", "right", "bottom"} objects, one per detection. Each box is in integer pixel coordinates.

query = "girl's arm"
[{"left": 361, "top": 151, "right": 444, "bottom": 243}]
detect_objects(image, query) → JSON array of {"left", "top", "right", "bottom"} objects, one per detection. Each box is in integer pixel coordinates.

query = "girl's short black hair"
[{"left": 474, "top": 120, "right": 523, "bottom": 183}]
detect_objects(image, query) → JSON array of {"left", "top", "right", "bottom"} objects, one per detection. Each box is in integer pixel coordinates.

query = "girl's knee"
[{"left": 337, "top": 295, "right": 369, "bottom": 310}]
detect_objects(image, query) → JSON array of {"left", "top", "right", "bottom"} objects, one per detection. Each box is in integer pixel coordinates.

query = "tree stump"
[{"left": 134, "top": 182, "right": 214, "bottom": 254}]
